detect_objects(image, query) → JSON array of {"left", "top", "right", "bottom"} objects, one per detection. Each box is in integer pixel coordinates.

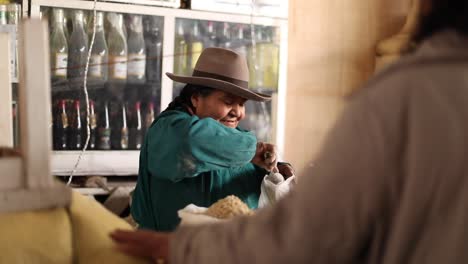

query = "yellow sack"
[
  {"left": 69, "top": 191, "right": 149, "bottom": 264},
  {"left": 0, "top": 206, "right": 73, "bottom": 263},
  {"left": 0, "top": 190, "right": 150, "bottom": 264}
]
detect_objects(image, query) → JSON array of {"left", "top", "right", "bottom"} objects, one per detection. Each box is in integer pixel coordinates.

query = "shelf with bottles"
[
  {"left": 173, "top": 19, "right": 280, "bottom": 91},
  {"left": 45, "top": 7, "right": 164, "bottom": 87},
  {"left": 52, "top": 96, "right": 158, "bottom": 151},
  {"left": 41, "top": 6, "right": 164, "bottom": 152},
  {"left": 30, "top": 0, "right": 288, "bottom": 175}
]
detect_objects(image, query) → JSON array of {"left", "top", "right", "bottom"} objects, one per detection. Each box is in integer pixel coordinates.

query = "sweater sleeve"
[
  {"left": 170, "top": 93, "right": 393, "bottom": 264},
  {"left": 146, "top": 110, "right": 257, "bottom": 182}
]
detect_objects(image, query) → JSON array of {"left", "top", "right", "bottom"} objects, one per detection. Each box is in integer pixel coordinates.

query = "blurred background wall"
[{"left": 284, "top": 0, "right": 412, "bottom": 176}]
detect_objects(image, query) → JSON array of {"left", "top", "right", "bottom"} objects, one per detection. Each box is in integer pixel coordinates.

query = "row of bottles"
[
  {"left": 174, "top": 19, "right": 280, "bottom": 90},
  {"left": 49, "top": 8, "right": 163, "bottom": 87},
  {"left": 46, "top": 7, "right": 280, "bottom": 91},
  {"left": 52, "top": 99, "right": 156, "bottom": 151},
  {"left": 45, "top": 7, "right": 280, "bottom": 148},
  {"left": 0, "top": 3, "right": 19, "bottom": 25}
]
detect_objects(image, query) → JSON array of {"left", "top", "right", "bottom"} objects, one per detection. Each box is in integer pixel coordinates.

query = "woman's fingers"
[
  {"left": 263, "top": 144, "right": 278, "bottom": 168},
  {"left": 115, "top": 243, "right": 154, "bottom": 259},
  {"left": 110, "top": 229, "right": 170, "bottom": 262},
  {"left": 252, "top": 142, "right": 279, "bottom": 171},
  {"left": 278, "top": 164, "right": 294, "bottom": 177},
  {"left": 110, "top": 229, "right": 155, "bottom": 243}
]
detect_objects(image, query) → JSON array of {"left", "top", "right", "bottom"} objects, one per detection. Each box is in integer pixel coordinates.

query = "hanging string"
[{"left": 67, "top": 0, "right": 98, "bottom": 185}]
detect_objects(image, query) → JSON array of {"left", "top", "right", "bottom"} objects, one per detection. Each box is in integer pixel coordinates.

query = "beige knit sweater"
[{"left": 171, "top": 30, "right": 468, "bottom": 264}]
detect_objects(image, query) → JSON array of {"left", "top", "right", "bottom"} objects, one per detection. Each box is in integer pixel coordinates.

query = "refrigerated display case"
[
  {"left": 190, "top": 0, "right": 287, "bottom": 19},
  {"left": 0, "top": 2, "right": 22, "bottom": 148},
  {"left": 29, "top": 0, "right": 288, "bottom": 178}
]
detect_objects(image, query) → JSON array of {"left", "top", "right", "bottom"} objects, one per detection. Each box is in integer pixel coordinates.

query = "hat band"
[{"left": 192, "top": 70, "right": 248, "bottom": 89}]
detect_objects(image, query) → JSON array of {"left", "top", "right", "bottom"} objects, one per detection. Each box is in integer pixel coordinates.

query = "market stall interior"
[
  {"left": 0, "top": 0, "right": 431, "bottom": 260},
  {"left": 1, "top": 0, "right": 288, "bottom": 217},
  {"left": 0, "top": 19, "right": 153, "bottom": 263}
]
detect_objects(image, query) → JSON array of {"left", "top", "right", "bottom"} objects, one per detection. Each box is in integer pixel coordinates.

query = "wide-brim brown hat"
[{"left": 166, "top": 47, "right": 271, "bottom": 102}]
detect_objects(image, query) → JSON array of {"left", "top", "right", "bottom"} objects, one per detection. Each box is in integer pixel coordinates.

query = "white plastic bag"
[{"left": 258, "top": 171, "right": 296, "bottom": 208}]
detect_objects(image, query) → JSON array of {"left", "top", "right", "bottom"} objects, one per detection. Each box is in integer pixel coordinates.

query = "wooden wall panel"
[{"left": 284, "top": 0, "right": 411, "bottom": 176}]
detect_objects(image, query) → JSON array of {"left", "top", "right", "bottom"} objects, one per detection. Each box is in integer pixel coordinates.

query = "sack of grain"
[
  {"left": 178, "top": 195, "right": 253, "bottom": 226},
  {"left": 178, "top": 204, "right": 220, "bottom": 226}
]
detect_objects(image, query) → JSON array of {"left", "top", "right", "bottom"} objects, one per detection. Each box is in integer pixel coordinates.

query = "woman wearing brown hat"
[{"left": 130, "top": 47, "right": 293, "bottom": 231}]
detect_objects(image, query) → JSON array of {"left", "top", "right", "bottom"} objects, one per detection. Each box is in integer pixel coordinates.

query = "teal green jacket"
[{"left": 131, "top": 108, "right": 267, "bottom": 231}]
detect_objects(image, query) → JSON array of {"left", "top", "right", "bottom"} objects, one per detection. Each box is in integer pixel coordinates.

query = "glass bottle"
[
  {"left": 54, "top": 100, "right": 69, "bottom": 150},
  {"left": 0, "top": 5, "right": 7, "bottom": 25},
  {"left": 130, "top": 101, "right": 143, "bottom": 150},
  {"left": 127, "top": 14, "right": 146, "bottom": 83},
  {"left": 67, "top": 10, "right": 89, "bottom": 84},
  {"left": 120, "top": 103, "right": 129, "bottom": 150},
  {"left": 107, "top": 13, "right": 128, "bottom": 82},
  {"left": 262, "top": 27, "right": 280, "bottom": 90},
  {"left": 88, "top": 11, "right": 108, "bottom": 84},
  {"left": 186, "top": 20, "right": 203, "bottom": 74},
  {"left": 98, "top": 102, "right": 111, "bottom": 150},
  {"left": 6, "top": 4, "right": 20, "bottom": 25},
  {"left": 145, "top": 101, "right": 155, "bottom": 131},
  {"left": 50, "top": 8, "right": 68, "bottom": 84},
  {"left": 144, "top": 17, "right": 163, "bottom": 83},
  {"left": 87, "top": 100, "right": 97, "bottom": 150},
  {"left": 12, "top": 101, "right": 18, "bottom": 147},
  {"left": 69, "top": 100, "right": 82, "bottom": 150},
  {"left": 218, "top": 22, "right": 232, "bottom": 49},
  {"left": 174, "top": 20, "right": 187, "bottom": 76},
  {"left": 203, "top": 21, "right": 217, "bottom": 48},
  {"left": 231, "top": 24, "right": 248, "bottom": 59},
  {"left": 248, "top": 25, "right": 266, "bottom": 89}
]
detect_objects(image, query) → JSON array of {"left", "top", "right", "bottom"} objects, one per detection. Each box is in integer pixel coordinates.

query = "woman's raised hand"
[{"left": 251, "top": 142, "right": 278, "bottom": 172}]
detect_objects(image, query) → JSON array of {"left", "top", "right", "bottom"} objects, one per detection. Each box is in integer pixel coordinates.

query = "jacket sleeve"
[
  {"left": 170, "top": 93, "right": 394, "bottom": 264},
  {"left": 147, "top": 111, "right": 257, "bottom": 182}
]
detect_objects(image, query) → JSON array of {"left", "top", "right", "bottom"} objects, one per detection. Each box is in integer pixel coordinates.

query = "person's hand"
[
  {"left": 277, "top": 163, "right": 295, "bottom": 179},
  {"left": 110, "top": 229, "right": 170, "bottom": 263},
  {"left": 251, "top": 142, "right": 278, "bottom": 172}
]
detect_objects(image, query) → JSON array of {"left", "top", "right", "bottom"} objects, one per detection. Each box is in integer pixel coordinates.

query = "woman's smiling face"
[{"left": 191, "top": 90, "right": 247, "bottom": 128}]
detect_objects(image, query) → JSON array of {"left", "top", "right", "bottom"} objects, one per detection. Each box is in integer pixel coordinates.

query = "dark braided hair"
[
  {"left": 413, "top": 0, "right": 468, "bottom": 43},
  {"left": 165, "top": 84, "right": 215, "bottom": 113}
]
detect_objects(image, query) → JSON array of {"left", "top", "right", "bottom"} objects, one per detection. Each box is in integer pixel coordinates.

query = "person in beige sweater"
[{"left": 111, "top": 0, "right": 468, "bottom": 263}]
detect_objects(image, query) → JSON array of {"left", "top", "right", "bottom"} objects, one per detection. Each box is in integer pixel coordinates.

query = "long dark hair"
[
  {"left": 414, "top": 0, "right": 468, "bottom": 42},
  {"left": 165, "top": 84, "right": 214, "bottom": 113}
]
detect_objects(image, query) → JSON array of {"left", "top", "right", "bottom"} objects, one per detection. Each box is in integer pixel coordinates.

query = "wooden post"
[
  {"left": 0, "top": 19, "right": 71, "bottom": 214},
  {"left": 18, "top": 19, "right": 54, "bottom": 188}
]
